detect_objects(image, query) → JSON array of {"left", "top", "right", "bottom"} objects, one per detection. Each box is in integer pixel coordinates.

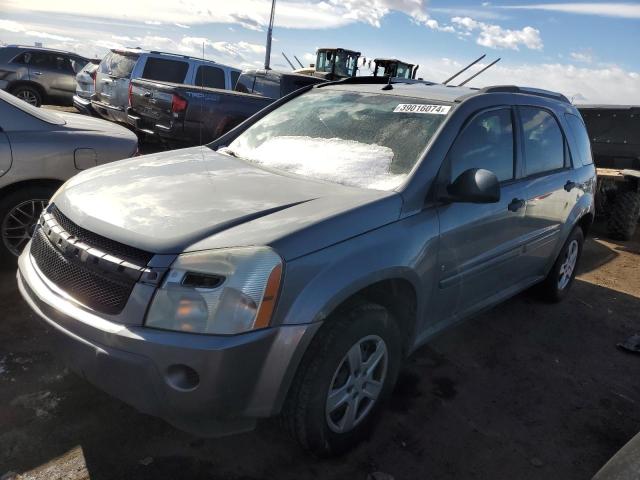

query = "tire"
[
  {"left": 282, "top": 302, "right": 402, "bottom": 457},
  {"left": 10, "top": 85, "right": 43, "bottom": 107},
  {"left": 0, "top": 186, "right": 57, "bottom": 265},
  {"left": 607, "top": 191, "right": 640, "bottom": 241},
  {"left": 539, "top": 227, "right": 584, "bottom": 302}
]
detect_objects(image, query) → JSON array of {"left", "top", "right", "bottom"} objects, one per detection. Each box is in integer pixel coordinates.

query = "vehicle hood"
[
  {"left": 55, "top": 111, "right": 135, "bottom": 138},
  {"left": 52, "top": 147, "right": 402, "bottom": 260}
]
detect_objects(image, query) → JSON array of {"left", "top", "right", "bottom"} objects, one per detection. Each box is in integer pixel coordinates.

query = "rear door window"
[
  {"left": 99, "top": 51, "right": 138, "bottom": 78},
  {"left": 448, "top": 108, "right": 515, "bottom": 183},
  {"left": 141, "top": 57, "right": 189, "bottom": 83},
  {"left": 194, "top": 65, "right": 225, "bottom": 89},
  {"left": 565, "top": 113, "right": 594, "bottom": 166},
  {"left": 253, "top": 75, "right": 280, "bottom": 98},
  {"left": 29, "top": 53, "right": 73, "bottom": 72},
  {"left": 520, "top": 107, "right": 566, "bottom": 175}
]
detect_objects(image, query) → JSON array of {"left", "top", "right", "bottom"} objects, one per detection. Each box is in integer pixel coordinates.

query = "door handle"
[
  {"left": 564, "top": 180, "right": 577, "bottom": 192},
  {"left": 508, "top": 198, "right": 526, "bottom": 212}
]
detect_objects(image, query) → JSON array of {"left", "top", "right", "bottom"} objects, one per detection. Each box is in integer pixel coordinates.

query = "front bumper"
[{"left": 17, "top": 249, "right": 319, "bottom": 436}]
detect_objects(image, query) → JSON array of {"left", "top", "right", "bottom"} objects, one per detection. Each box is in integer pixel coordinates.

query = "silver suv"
[
  {"left": 92, "top": 48, "right": 242, "bottom": 124},
  {"left": 0, "top": 45, "right": 89, "bottom": 107},
  {"left": 17, "top": 79, "right": 596, "bottom": 456}
]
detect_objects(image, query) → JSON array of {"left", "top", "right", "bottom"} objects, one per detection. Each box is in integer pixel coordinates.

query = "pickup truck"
[{"left": 126, "top": 70, "right": 325, "bottom": 147}]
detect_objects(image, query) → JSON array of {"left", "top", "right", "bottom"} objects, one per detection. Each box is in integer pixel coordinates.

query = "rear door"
[
  {"left": 518, "top": 106, "right": 576, "bottom": 276},
  {"left": 27, "top": 52, "right": 76, "bottom": 97},
  {"left": 435, "top": 107, "right": 530, "bottom": 322}
]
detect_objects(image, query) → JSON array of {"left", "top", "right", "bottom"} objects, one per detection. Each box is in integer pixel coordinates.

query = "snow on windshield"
[{"left": 231, "top": 136, "right": 408, "bottom": 190}]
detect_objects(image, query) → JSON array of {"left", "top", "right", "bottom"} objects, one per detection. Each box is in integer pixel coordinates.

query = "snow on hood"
[{"left": 231, "top": 136, "right": 407, "bottom": 191}]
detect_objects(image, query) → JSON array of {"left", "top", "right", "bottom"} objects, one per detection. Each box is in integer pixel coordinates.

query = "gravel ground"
[{"left": 0, "top": 222, "right": 638, "bottom": 480}]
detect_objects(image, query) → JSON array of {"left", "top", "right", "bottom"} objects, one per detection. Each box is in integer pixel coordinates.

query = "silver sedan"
[{"left": 0, "top": 89, "right": 138, "bottom": 261}]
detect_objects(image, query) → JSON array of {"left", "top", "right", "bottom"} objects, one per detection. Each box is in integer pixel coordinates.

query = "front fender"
[{"left": 274, "top": 210, "right": 439, "bottom": 329}]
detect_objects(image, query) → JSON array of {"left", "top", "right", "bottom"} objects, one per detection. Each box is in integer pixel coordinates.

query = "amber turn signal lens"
[{"left": 253, "top": 263, "right": 283, "bottom": 329}]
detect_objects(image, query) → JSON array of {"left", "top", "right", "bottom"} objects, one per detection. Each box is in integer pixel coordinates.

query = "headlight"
[{"left": 146, "top": 247, "right": 283, "bottom": 335}]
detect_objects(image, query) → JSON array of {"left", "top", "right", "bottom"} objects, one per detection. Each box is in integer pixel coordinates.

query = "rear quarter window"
[
  {"left": 99, "top": 51, "right": 138, "bottom": 78},
  {"left": 141, "top": 57, "right": 189, "bottom": 83},
  {"left": 565, "top": 113, "right": 594, "bottom": 166}
]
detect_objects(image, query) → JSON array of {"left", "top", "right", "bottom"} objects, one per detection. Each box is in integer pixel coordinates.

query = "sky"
[{"left": 0, "top": 0, "right": 639, "bottom": 104}]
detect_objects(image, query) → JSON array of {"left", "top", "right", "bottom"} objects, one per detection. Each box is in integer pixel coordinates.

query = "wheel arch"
[
  {"left": 7, "top": 80, "right": 47, "bottom": 102},
  {"left": 0, "top": 179, "right": 64, "bottom": 202}
]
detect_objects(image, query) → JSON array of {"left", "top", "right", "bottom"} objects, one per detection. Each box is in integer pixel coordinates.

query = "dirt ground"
[{"left": 0, "top": 221, "right": 638, "bottom": 480}]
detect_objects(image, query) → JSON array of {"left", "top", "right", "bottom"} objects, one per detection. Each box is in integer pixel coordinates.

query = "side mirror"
[{"left": 446, "top": 168, "right": 500, "bottom": 203}]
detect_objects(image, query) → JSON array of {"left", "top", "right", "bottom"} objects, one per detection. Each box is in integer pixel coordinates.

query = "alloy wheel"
[
  {"left": 15, "top": 90, "right": 39, "bottom": 106},
  {"left": 325, "top": 334, "right": 388, "bottom": 434},
  {"left": 1, "top": 199, "right": 47, "bottom": 256},
  {"left": 558, "top": 239, "right": 579, "bottom": 290}
]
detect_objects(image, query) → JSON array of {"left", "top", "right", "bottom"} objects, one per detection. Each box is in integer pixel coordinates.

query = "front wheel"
[
  {"left": 538, "top": 227, "right": 584, "bottom": 302},
  {"left": 0, "top": 186, "right": 57, "bottom": 264},
  {"left": 282, "top": 302, "right": 402, "bottom": 457}
]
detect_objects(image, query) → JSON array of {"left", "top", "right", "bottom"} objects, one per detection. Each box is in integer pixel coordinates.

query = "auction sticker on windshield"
[{"left": 394, "top": 104, "right": 451, "bottom": 114}]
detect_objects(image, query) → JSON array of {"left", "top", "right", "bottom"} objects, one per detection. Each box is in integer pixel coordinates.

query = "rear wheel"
[
  {"left": 607, "top": 191, "right": 640, "bottom": 241},
  {"left": 538, "top": 227, "right": 584, "bottom": 302},
  {"left": 0, "top": 186, "right": 57, "bottom": 264},
  {"left": 282, "top": 302, "right": 402, "bottom": 457},
  {"left": 10, "top": 85, "right": 43, "bottom": 107}
]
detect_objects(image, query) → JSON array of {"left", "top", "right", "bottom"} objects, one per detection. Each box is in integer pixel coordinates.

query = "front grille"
[
  {"left": 31, "top": 228, "right": 135, "bottom": 315},
  {"left": 50, "top": 205, "right": 153, "bottom": 265}
]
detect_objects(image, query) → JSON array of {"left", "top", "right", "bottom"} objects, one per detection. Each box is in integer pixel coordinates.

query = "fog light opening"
[{"left": 165, "top": 364, "right": 200, "bottom": 391}]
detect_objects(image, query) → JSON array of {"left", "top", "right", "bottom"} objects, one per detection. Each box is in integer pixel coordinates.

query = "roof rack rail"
[
  {"left": 148, "top": 50, "right": 217, "bottom": 62},
  {"left": 480, "top": 85, "right": 570, "bottom": 104},
  {"left": 317, "top": 76, "right": 436, "bottom": 88}
]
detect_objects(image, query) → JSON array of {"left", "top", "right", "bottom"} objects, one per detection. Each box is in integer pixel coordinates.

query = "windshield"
[
  {"left": 222, "top": 89, "right": 450, "bottom": 190},
  {"left": 0, "top": 89, "right": 65, "bottom": 125}
]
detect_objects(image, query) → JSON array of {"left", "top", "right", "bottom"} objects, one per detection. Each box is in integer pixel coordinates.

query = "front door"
[{"left": 434, "top": 107, "right": 530, "bottom": 324}]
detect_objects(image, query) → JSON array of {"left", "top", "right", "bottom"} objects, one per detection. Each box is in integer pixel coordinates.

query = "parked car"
[
  {"left": 91, "top": 48, "right": 241, "bottom": 124},
  {"left": 0, "top": 89, "right": 137, "bottom": 261},
  {"left": 126, "top": 70, "right": 324, "bottom": 146},
  {"left": 0, "top": 45, "right": 90, "bottom": 107},
  {"left": 17, "top": 79, "right": 596, "bottom": 456},
  {"left": 72, "top": 59, "right": 101, "bottom": 115}
]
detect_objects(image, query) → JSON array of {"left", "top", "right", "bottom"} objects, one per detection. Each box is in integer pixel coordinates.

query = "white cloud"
[
  {"left": 570, "top": 50, "right": 593, "bottom": 64},
  {"left": 2, "top": 0, "right": 449, "bottom": 31},
  {"left": 501, "top": 3, "right": 640, "bottom": 19},
  {"left": 428, "top": 58, "right": 640, "bottom": 104},
  {"left": 174, "top": 23, "right": 190, "bottom": 29},
  {"left": 0, "top": 19, "right": 24, "bottom": 33},
  {"left": 452, "top": 16, "right": 542, "bottom": 50},
  {"left": 0, "top": 19, "right": 75, "bottom": 41}
]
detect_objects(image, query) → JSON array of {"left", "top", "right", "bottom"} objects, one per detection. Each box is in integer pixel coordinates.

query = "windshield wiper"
[{"left": 218, "top": 147, "right": 242, "bottom": 159}]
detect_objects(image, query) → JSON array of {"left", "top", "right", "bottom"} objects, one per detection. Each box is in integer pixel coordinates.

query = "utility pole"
[{"left": 264, "top": 0, "right": 276, "bottom": 70}]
